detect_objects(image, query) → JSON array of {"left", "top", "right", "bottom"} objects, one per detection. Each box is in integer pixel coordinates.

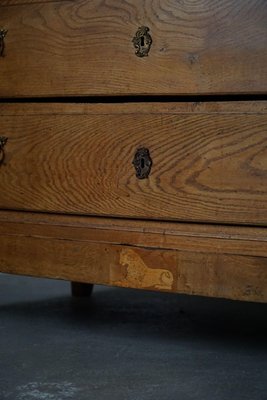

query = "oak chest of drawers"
[{"left": 0, "top": 0, "right": 267, "bottom": 302}]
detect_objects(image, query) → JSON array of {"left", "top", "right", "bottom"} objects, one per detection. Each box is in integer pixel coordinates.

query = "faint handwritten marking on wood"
[{"left": 114, "top": 248, "right": 174, "bottom": 290}]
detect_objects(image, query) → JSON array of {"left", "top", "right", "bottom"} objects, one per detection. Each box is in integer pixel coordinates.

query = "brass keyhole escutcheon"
[
  {"left": 0, "top": 29, "right": 8, "bottom": 57},
  {"left": 132, "top": 147, "right": 152, "bottom": 179},
  {"left": 132, "top": 26, "right": 152, "bottom": 57}
]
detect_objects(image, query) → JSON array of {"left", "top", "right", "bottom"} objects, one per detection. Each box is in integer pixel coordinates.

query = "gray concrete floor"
[{"left": 0, "top": 274, "right": 266, "bottom": 400}]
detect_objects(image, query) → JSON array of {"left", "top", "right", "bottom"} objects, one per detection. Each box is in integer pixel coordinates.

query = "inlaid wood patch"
[{"left": 112, "top": 248, "right": 174, "bottom": 290}]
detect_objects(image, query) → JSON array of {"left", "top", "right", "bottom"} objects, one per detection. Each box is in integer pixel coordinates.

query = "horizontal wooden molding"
[{"left": 1, "top": 211, "right": 267, "bottom": 257}]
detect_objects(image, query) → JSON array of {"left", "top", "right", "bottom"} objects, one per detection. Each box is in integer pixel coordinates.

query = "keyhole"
[
  {"left": 140, "top": 36, "right": 145, "bottom": 47},
  {"left": 141, "top": 157, "right": 145, "bottom": 169},
  {"left": 132, "top": 148, "right": 152, "bottom": 179}
]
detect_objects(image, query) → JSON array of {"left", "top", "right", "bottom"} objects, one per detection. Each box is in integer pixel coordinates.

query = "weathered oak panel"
[
  {"left": 0, "top": 0, "right": 267, "bottom": 96},
  {"left": 0, "top": 104, "right": 267, "bottom": 224}
]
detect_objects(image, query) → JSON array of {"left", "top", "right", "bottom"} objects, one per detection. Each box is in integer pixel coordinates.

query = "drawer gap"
[{"left": 1, "top": 94, "right": 267, "bottom": 104}]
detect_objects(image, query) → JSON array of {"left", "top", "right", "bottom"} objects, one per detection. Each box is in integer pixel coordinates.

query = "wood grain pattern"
[
  {"left": 0, "top": 212, "right": 266, "bottom": 302},
  {"left": 0, "top": 104, "right": 267, "bottom": 225},
  {"left": 1, "top": 210, "right": 267, "bottom": 258},
  {"left": 0, "top": 0, "right": 267, "bottom": 96}
]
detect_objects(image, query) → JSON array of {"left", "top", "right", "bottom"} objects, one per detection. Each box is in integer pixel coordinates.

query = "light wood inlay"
[{"left": 113, "top": 248, "right": 174, "bottom": 290}]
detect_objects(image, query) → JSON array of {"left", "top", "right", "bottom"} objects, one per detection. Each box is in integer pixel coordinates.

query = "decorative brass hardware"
[
  {"left": 132, "top": 147, "right": 152, "bottom": 179},
  {"left": 0, "top": 136, "right": 8, "bottom": 166},
  {"left": 132, "top": 26, "right": 152, "bottom": 57},
  {"left": 0, "top": 29, "right": 8, "bottom": 57}
]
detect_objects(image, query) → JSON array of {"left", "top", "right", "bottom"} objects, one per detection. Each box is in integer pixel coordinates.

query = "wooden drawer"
[
  {"left": 1, "top": 102, "right": 267, "bottom": 225},
  {"left": 1, "top": 0, "right": 267, "bottom": 97}
]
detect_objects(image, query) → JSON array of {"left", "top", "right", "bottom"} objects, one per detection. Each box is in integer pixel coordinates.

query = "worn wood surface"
[
  {"left": 0, "top": 211, "right": 266, "bottom": 302},
  {"left": 0, "top": 0, "right": 267, "bottom": 96},
  {"left": 0, "top": 103, "right": 267, "bottom": 225}
]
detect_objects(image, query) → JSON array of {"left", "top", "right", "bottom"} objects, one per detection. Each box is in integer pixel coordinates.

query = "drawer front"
[
  {"left": 0, "top": 103, "right": 267, "bottom": 225},
  {"left": 1, "top": 0, "right": 267, "bottom": 97}
]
